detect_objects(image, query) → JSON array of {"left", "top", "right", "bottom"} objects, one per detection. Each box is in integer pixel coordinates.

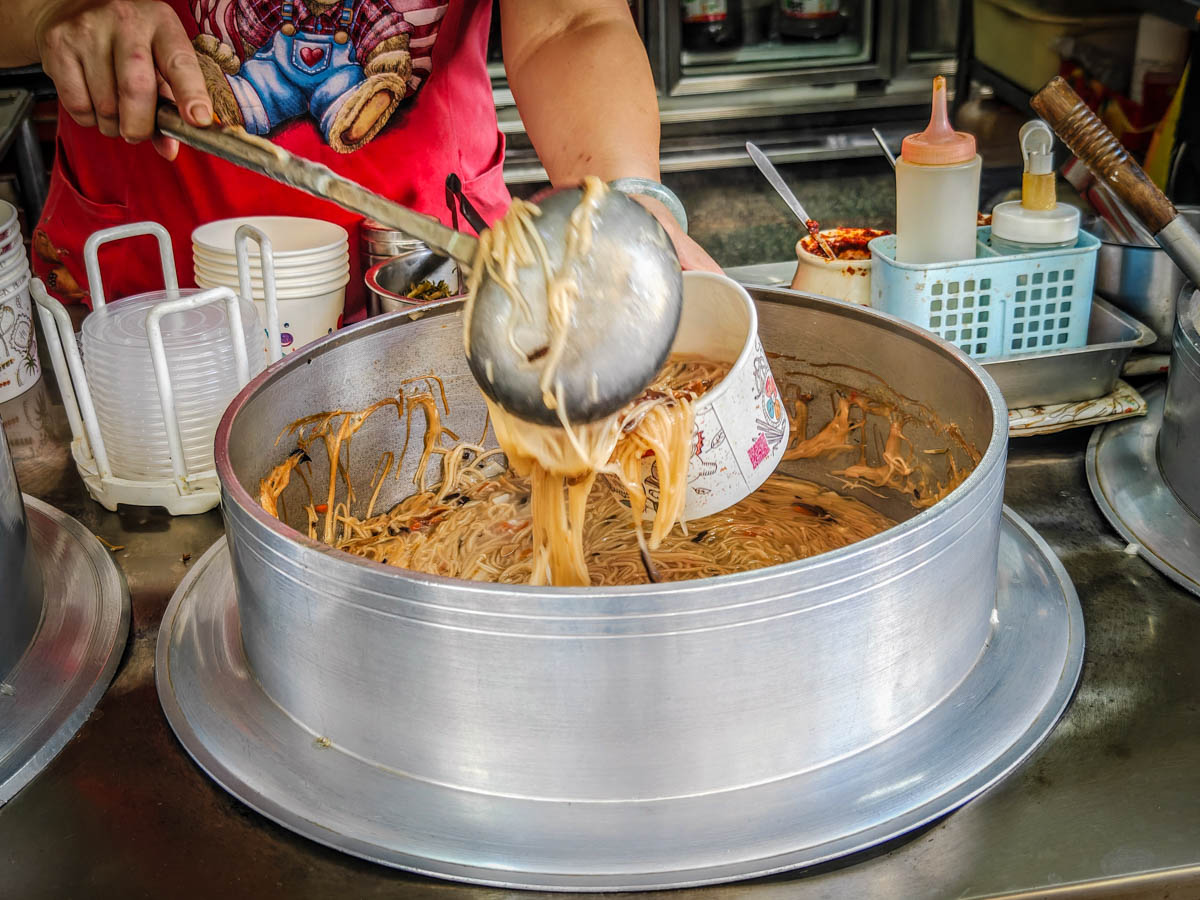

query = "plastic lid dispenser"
[{"left": 991, "top": 121, "right": 1080, "bottom": 248}]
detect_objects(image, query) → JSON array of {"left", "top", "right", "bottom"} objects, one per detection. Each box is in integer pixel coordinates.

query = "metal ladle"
[{"left": 157, "top": 106, "right": 683, "bottom": 426}]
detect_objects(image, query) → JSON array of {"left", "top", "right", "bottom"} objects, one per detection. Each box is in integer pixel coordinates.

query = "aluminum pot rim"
[
  {"left": 215, "top": 287, "right": 1008, "bottom": 599},
  {"left": 1176, "top": 282, "right": 1199, "bottom": 331},
  {"left": 1173, "top": 283, "right": 1200, "bottom": 370}
]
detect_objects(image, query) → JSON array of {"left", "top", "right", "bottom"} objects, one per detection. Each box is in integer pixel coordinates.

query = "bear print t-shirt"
[{"left": 34, "top": 0, "right": 509, "bottom": 319}]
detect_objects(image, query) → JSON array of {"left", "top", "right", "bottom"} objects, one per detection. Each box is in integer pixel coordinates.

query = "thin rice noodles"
[
  {"left": 258, "top": 366, "right": 896, "bottom": 586},
  {"left": 460, "top": 176, "right": 706, "bottom": 584}
]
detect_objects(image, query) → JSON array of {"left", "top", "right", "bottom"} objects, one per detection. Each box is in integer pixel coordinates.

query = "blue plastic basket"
[{"left": 868, "top": 227, "right": 1100, "bottom": 360}]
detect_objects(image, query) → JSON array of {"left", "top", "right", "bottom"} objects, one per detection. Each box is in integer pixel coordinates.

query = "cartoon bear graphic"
[{"left": 192, "top": 0, "right": 442, "bottom": 153}]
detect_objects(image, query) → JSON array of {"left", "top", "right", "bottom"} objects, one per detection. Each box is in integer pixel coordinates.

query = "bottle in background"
[
  {"left": 682, "top": 0, "right": 744, "bottom": 51},
  {"left": 895, "top": 76, "right": 982, "bottom": 264},
  {"left": 777, "top": 0, "right": 845, "bottom": 41}
]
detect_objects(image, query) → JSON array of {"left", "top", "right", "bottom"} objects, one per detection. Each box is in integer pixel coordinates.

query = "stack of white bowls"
[
  {"left": 0, "top": 199, "right": 39, "bottom": 404},
  {"left": 192, "top": 217, "right": 349, "bottom": 355},
  {"left": 81, "top": 289, "right": 265, "bottom": 481}
]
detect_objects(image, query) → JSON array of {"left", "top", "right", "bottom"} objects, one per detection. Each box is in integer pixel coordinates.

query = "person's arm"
[
  {"left": 500, "top": 0, "right": 719, "bottom": 272},
  {"left": 0, "top": 0, "right": 213, "bottom": 158}
]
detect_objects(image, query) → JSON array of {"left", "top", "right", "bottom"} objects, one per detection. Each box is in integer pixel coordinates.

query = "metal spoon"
[
  {"left": 157, "top": 106, "right": 683, "bottom": 427},
  {"left": 871, "top": 128, "right": 897, "bottom": 169},
  {"left": 745, "top": 142, "right": 836, "bottom": 260}
]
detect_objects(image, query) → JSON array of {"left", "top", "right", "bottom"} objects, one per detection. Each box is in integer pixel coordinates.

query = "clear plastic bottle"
[{"left": 895, "top": 76, "right": 982, "bottom": 264}]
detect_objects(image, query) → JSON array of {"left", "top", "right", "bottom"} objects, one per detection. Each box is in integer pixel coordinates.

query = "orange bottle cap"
[{"left": 901, "top": 76, "right": 977, "bottom": 166}]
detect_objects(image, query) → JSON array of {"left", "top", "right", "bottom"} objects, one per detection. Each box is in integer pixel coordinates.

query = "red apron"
[{"left": 32, "top": 0, "right": 509, "bottom": 321}]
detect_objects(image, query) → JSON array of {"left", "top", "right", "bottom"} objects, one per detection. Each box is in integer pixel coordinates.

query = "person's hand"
[
  {"left": 35, "top": 0, "right": 214, "bottom": 159},
  {"left": 628, "top": 194, "right": 722, "bottom": 274},
  {"left": 664, "top": 226, "right": 723, "bottom": 275}
]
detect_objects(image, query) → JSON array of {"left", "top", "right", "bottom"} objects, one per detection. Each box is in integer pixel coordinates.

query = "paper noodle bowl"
[
  {"left": 642, "top": 271, "right": 789, "bottom": 520},
  {"left": 0, "top": 273, "right": 39, "bottom": 405}
]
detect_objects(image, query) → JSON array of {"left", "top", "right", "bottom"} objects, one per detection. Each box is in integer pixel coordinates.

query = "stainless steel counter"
[{"left": 2, "top": 369, "right": 1199, "bottom": 900}]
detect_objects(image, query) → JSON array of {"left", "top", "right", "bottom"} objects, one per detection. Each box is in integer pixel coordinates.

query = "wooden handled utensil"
[{"left": 1031, "top": 76, "right": 1200, "bottom": 288}]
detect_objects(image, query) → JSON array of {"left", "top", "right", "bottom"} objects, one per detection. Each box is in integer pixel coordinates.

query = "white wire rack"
[{"left": 33, "top": 222, "right": 280, "bottom": 515}]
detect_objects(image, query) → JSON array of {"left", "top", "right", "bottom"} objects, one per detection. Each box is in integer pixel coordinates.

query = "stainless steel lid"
[
  {"left": 1159, "top": 285, "right": 1200, "bottom": 517},
  {"left": 360, "top": 220, "right": 426, "bottom": 253},
  {"left": 0, "top": 418, "right": 42, "bottom": 678}
]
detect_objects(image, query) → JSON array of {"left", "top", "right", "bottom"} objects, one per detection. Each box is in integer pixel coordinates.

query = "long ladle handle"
[
  {"left": 157, "top": 105, "right": 479, "bottom": 266},
  {"left": 1031, "top": 76, "right": 1200, "bottom": 286}
]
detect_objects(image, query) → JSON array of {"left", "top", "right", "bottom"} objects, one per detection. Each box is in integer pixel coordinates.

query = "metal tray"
[
  {"left": 1, "top": 496, "right": 130, "bottom": 806},
  {"left": 157, "top": 510, "right": 1082, "bottom": 891},
  {"left": 980, "top": 296, "right": 1156, "bottom": 409},
  {"left": 1088, "top": 383, "right": 1200, "bottom": 598},
  {"left": 726, "top": 264, "right": 1155, "bottom": 410}
]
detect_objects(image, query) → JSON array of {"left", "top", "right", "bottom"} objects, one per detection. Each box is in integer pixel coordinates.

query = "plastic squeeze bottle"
[
  {"left": 989, "top": 120, "right": 1080, "bottom": 254},
  {"left": 895, "top": 76, "right": 982, "bottom": 264}
]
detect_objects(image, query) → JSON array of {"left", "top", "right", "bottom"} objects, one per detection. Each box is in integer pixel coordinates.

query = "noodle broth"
[{"left": 258, "top": 352, "right": 896, "bottom": 586}]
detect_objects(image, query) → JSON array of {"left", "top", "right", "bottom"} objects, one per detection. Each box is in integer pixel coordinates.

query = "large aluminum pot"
[
  {"left": 214, "top": 288, "right": 1007, "bottom": 805},
  {"left": 0, "top": 418, "right": 42, "bottom": 678},
  {"left": 1090, "top": 206, "right": 1200, "bottom": 353},
  {"left": 1160, "top": 285, "right": 1200, "bottom": 517}
]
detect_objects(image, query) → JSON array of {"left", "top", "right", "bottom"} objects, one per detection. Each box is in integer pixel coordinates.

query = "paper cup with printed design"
[
  {"left": 193, "top": 254, "right": 349, "bottom": 285},
  {"left": 0, "top": 199, "right": 17, "bottom": 251},
  {"left": 195, "top": 269, "right": 347, "bottom": 357},
  {"left": 0, "top": 242, "right": 29, "bottom": 283},
  {"left": 675, "top": 271, "right": 789, "bottom": 519},
  {"left": 0, "top": 273, "right": 41, "bottom": 404},
  {"left": 252, "top": 290, "right": 346, "bottom": 356},
  {"left": 192, "top": 217, "right": 348, "bottom": 260},
  {"left": 625, "top": 271, "right": 789, "bottom": 521}
]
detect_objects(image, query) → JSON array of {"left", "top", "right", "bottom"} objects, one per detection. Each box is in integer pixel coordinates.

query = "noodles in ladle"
[{"left": 459, "top": 176, "right": 711, "bottom": 583}]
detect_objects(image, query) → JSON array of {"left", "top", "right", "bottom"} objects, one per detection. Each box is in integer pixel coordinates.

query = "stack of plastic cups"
[
  {"left": 80, "top": 289, "right": 265, "bottom": 482},
  {"left": 192, "top": 217, "right": 349, "bottom": 355},
  {"left": 0, "top": 199, "right": 39, "bottom": 404}
]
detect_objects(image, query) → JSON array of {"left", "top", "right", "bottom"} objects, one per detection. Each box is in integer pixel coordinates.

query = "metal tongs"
[
  {"left": 157, "top": 105, "right": 683, "bottom": 427},
  {"left": 1030, "top": 77, "right": 1200, "bottom": 287}
]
